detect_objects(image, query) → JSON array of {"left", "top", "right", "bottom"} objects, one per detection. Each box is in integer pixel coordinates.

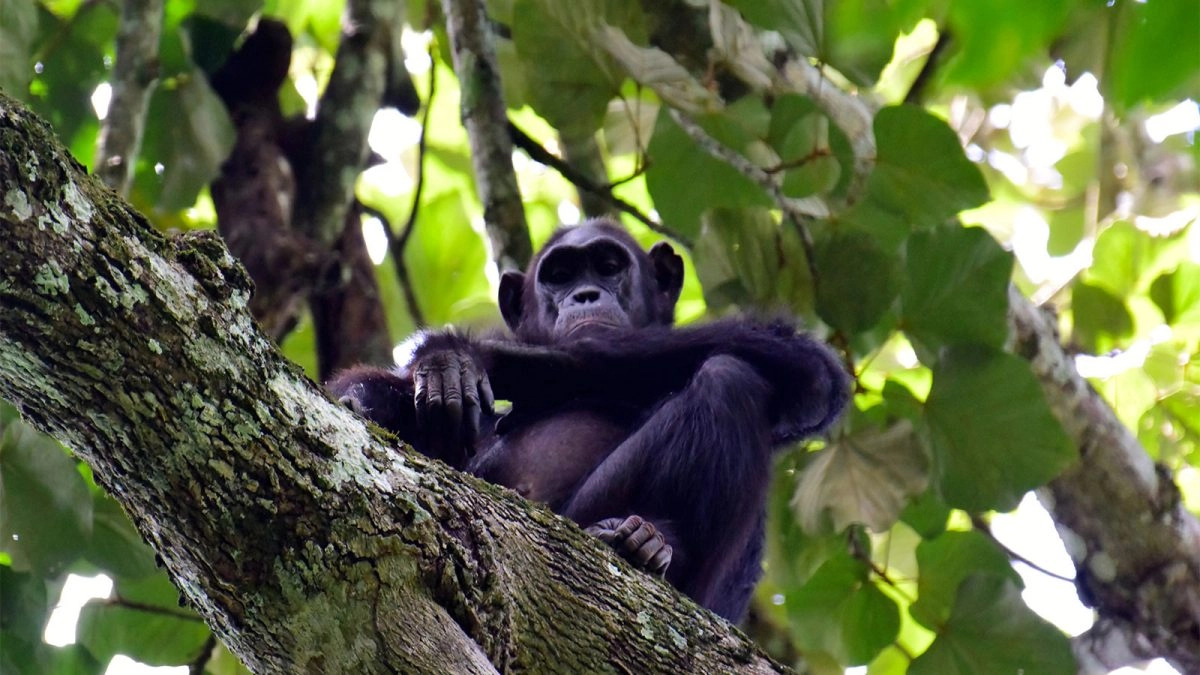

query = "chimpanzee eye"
[{"left": 545, "top": 265, "right": 571, "bottom": 284}]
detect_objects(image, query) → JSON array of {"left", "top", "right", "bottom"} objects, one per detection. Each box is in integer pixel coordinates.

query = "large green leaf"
[
  {"left": 943, "top": 0, "right": 1072, "bottom": 88},
  {"left": 1070, "top": 281, "right": 1134, "bottom": 353},
  {"left": 863, "top": 106, "right": 990, "bottom": 231},
  {"left": 1151, "top": 263, "right": 1200, "bottom": 334},
  {"left": 900, "top": 225, "right": 1012, "bottom": 355},
  {"left": 792, "top": 421, "right": 929, "bottom": 534},
  {"left": 692, "top": 207, "right": 813, "bottom": 313},
  {"left": 909, "top": 574, "right": 1075, "bottom": 675},
  {"left": 786, "top": 553, "right": 901, "bottom": 666},
  {"left": 726, "top": 0, "right": 899, "bottom": 86},
  {"left": 1105, "top": 0, "right": 1200, "bottom": 110},
  {"left": 511, "top": 0, "right": 646, "bottom": 135},
  {"left": 925, "top": 346, "right": 1075, "bottom": 512},
  {"left": 814, "top": 228, "right": 902, "bottom": 335},
  {"left": 136, "top": 72, "right": 236, "bottom": 211},
  {"left": 77, "top": 574, "right": 210, "bottom": 666},
  {"left": 645, "top": 106, "right": 772, "bottom": 238},
  {"left": 1086, "top": 220, "right": 1190, "bottom": 297},
  {"left": 84, "top": 493, "right": 159, "bottom": 580},
  {"left": 404, "top": 192, "right": 495, "bottom": 327},
  {"left": 909, "top": 530, "right": 1020, "bottom": 629},
  {"left": 765, "top": 94, "right": 842, "bottom": 199},
  {"left": 0, "top": 416, "right": 92, "bottom": 574},
  {"left": 0, "top": 0, "right": 37, "bottom": 94}
]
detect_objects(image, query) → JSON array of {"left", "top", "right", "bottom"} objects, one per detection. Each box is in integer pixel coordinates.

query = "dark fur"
[{"left": 328, "top": 219, "right": 849, "bottom": 621}]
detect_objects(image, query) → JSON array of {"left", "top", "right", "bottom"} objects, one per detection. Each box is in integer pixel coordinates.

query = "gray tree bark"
[{"left": 0, "top": 93, "right": 784, "bottom": 673}]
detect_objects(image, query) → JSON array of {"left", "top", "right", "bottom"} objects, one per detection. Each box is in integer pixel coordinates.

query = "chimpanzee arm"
[{"left": 480, "top": 319, "right": 850, "bottom": 444}]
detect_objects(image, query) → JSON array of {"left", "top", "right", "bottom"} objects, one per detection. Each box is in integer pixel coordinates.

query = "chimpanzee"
[{"left": 328, "top": 218, "right": 849, "bottom": 621}]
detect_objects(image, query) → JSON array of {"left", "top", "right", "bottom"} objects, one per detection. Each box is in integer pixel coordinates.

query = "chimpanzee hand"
[
  {"left": 411, "top": 344, "right": 494, "bottom": 466},
  {"left": 586, "top": 515, "right": 672, "bottom": 576}
]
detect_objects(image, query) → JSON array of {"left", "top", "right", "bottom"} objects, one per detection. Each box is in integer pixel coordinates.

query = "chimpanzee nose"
[{"left": 573, "top": 288, "right": 601, "bottom": 304}]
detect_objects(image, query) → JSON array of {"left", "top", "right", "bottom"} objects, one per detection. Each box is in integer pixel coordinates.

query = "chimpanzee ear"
[
  {"left": 498, "top": 271, "right": 526, "bottom": 333},
  {"left": 649, "top": 242, "right": 684, "bottom": 314}
]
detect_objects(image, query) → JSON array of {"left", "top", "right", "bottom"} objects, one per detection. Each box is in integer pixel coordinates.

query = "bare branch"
[
  {"left": 94, "top": 0, "right": 163, "bottom": 194},
  {"left": 440, "top": 0, "right": 532, "bottom": 270}
]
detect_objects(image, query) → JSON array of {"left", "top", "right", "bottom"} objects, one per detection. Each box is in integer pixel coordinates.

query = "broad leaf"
[
  {"left": 901, "top": 225, "right": 1012, "bottom": 354},
  {"left": 909, "top": 530, "right": 1020, "bottom": 629},
  {"left": 0, "top": 417, "right": 92, "bottom": 574},
  {"left": 1151, "top": 263, "right": 1200, "bottom": 333},
  {"left": 1104, "top": 0, "right": 1200, "bottom": 111},
  {"left": 600, "top": 26, "right": 721, "bottom": 115},
  {"left": 77, "top": 574, "right": 209, "bottom": 666},
  {"left": 512, "top": 0, "right": 647, "bottom": 135},
  {"left": 1071, "top": 281, "right": 1134, "bottom": 353},
  {"left": 693, "top": 207, "right": 813, "bottom": 313},
  {"left": 814, "top": 229, "right": 902, "bottom": 335},
  {"left": 792, "top": 421, "right": 929, "bottom": 533},
  {"left": 910, "top": 574, "right": 1075, "bottom": 675},
  {"left": 0, "top": 0, "right": 38, "bottom": 94},
  {"left": 84, "top": 492, "right": 159, "bottom": 580},
  {"left": 864, "top": 106, "right": 990, "bottom": 230},
  {"left": 1087, "top": 220, "right": 1190, "bottom": 297},
  {"left": 787, "top": 553, "right": 900, "bottom": 666},
  {"left": 925, "top": 346, "right": 1075, "bottom": 512},
  {"left": 943, "top": 0, "right": 1072, "bottom": 88}
]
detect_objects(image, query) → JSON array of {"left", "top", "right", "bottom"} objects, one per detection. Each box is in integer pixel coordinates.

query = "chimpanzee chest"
[{"left": 472, "top": 406, "right": 631, "bottom": 509}]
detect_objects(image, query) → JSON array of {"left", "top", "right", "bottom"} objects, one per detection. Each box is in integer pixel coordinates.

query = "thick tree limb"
[
  {"left": 93, "top": 0, "right": 163, "bottom": 194},
  {"left": 0, "top": 93, "right": 785, "bottom": 673},
  {"left": 440, "top": 0, "right": 532, "bottom": 271},
  {"left": 1009, "top": 290, "right": 1200, "bottom": 674}
]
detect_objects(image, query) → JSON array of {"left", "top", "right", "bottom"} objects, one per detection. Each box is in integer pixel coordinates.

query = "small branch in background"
[
  {"left": 94, "top": 0, "right": 163, "bottom": 195},
  {"left": 397, "top": 44, "right": 437, "bottom": 255},
  {"left": 507, "top": 121, "right": 690, "bottom": 246},
  {"left": 370, "top": 203, "right": 425, "bottom": 328},
  {"left": 441, "top": 0, "right": 532, "bottom": 270},
  {"left": 292, "top": 0, "right": 397, "bottom": 246},
  {"left": 109, "top": 596, "right": 205, "bottom": 622},
  {"left": 903, "top": 29, "right": 952, "bottom": 106},
  {"left": 188, "top": 634, "right": 218, "bottom": 675},
  {"left": 970, "top": 514, "right": 1076, "bottom": 583},
  {"left": 558, "top": 130, "right": 612, "bottom": 218}
]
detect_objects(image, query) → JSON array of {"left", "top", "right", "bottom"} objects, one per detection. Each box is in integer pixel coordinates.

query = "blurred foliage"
[{"left": 1, "top": 0, "right": 1198, "bottom": 673}]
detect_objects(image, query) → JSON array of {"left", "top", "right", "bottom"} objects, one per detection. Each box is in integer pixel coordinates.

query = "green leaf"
[
  {"left": 0, "top": 418, "right": 92, "bottom": 574},
  {"left": 0, "top": 0, "right": 38, "bottom": 94},
  {"left": 645, "top": 106, "right": 772, "bottom": 238},
  {"left": 765, "top": 453, "right": 847, "bottom": 590},
  {"left": 943, "top": 0, "right": 1072, "bottom": 88},
  {"left": 814, "top": 229, "right": 902, "bottom": 335},
  {"left": 693, "top": 207, "right": 813, "bottom": 313},
  {"left": 909, "top": 530, "right": 1020, "bottom": 629},
  {"left": 405, "top": 192, "right": 495, "bottom": 327},
  {"left": 864, "top": 106, "right": 990, "bottom": 230},
  {"left": 766, "top": 95, "right": 841, "bottom": 198},
  {"left": 136, "top": 73, "right": 236, "bottom": 211},
  {"left": 1087, "top": 220, "right": 1189, "bottom": 297},
  {"left": 901, "top": 224, "right": 1012, "bottom": 354},
  {"left": 925, "top": 346, "right": 1075, "bottom": 512},
  {"left": 512, "top": 0, "right": 646, "bottom": 135},
  {"left": 77, "top": 574, "right": 209, "bottom": 666},
  {"left": 84, "top": 493, "right": 158, "bottom": 580},
  {"left": 1071, "top": 281, "right": 1134, "bottom": 353},
  {"left": 0, "top": 567, "right": 50, "bottom": 642},
  {"left": 792, "top": 421, "right": 929, "bottom": 534},
  {"left": 1105, "top": 0, "right": 1200, "bottom": 110},
  {"left": 1151, "top": 263, "right": 1200, "bottom": 331},
  {"left": 910, "top": 574, "right": 1075, "bottom": 675},
  {"left": 787, "top": 553, "right": 900, "bottom": 666}
]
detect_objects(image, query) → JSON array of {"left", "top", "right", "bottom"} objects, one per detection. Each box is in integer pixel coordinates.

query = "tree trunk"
[{"left": 0, "top": 93, "right": 785, "bottom": 673}]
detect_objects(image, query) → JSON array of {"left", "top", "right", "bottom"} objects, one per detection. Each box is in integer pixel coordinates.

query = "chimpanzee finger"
[
  {"left": 460, "top": 360, "right": 481, "bottom": 450},
  {"left": 479, "top": 372, "right": 495, "bottom": 414},
  {"left": 441, "top": 361, "right": 464, "bottom": 449},
  {"left": 645, "top": 543, "right": 672, "bottom": 575},
  {"left": 584, "top": 517, "right": 625, "bottom": 542},
  {"left": 611, "top": 515, "right": 645, "bottom": 543},
  {"left": 619, "top": 519, "right": 657, "bottom": 555}
]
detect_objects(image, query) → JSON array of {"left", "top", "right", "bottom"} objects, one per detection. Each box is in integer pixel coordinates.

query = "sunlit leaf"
[
  {"left": 793, "top": 421, "right": 929, "bottom": 533},
  {"left": 910, "top": 574, "right": 1075, "bottom": 674},
  {"left": 1071, "top": 281, "right": 1134, "bottom": 353},
  {"left": 1151, "top": 263, "right": 1200, "bottom": 332},
  {"left": 1087, "top": 220, "right": 1190, "bottom": 297},
  {"left": 77, "top": 573, "right": 209, "bottom": 666},
  {"left": 1105, "top": 0, "right": 1200, "bottom": 110},
  {"left": 925, "top": 346, "right": 1075, "bottom": 512}
]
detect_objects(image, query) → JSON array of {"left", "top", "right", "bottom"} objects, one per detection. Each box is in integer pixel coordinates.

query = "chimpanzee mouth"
[{"left": 559, "top": 312, "right": 627, "bottom": 337}]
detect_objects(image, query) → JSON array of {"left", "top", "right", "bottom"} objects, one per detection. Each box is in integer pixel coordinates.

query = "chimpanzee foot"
[{"left": 585, "top": 515, "right": 672, "bottom": 576}]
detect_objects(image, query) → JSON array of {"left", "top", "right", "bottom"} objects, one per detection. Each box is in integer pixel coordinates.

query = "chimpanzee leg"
[{"left": 562, "top": 354, "right": 773, "bottom": 613}]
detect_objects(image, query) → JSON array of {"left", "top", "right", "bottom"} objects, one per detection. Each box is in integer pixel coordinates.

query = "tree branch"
[
  {"left": 440, "top": 0, "right": 532, "bottom": 271},
  {"left": 0, "top": 91, "right": 786, "bottom": 674},
  {"left": 94, "top": 0, "right": 163, "bottom": 194},
  {"left": 1008, "top": 289, "right": 1200, "bottom": 673}
]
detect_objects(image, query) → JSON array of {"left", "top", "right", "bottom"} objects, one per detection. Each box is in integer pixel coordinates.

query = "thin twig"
[
  {"left": 904, "top": 29, "right": 952, "bottom": 106},
  {"left": 506, "top": 121, "right": 690, "bottom": 246},
  {"left": 108, "top": 596, "right": 206, "bottom": 622},
  {"left": 188, "top": 634, "right": 218, "bottom": 675},
  {"left": 971, "top": 514, "right": 1077, "bottom": 583},
  {"left": 370, "top": 203, "right": 425, "bottom": 328}
]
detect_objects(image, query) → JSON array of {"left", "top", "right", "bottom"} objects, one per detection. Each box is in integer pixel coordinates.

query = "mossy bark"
[{"left": 0, "top": 92, "right": 787, "bottom": 673}]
